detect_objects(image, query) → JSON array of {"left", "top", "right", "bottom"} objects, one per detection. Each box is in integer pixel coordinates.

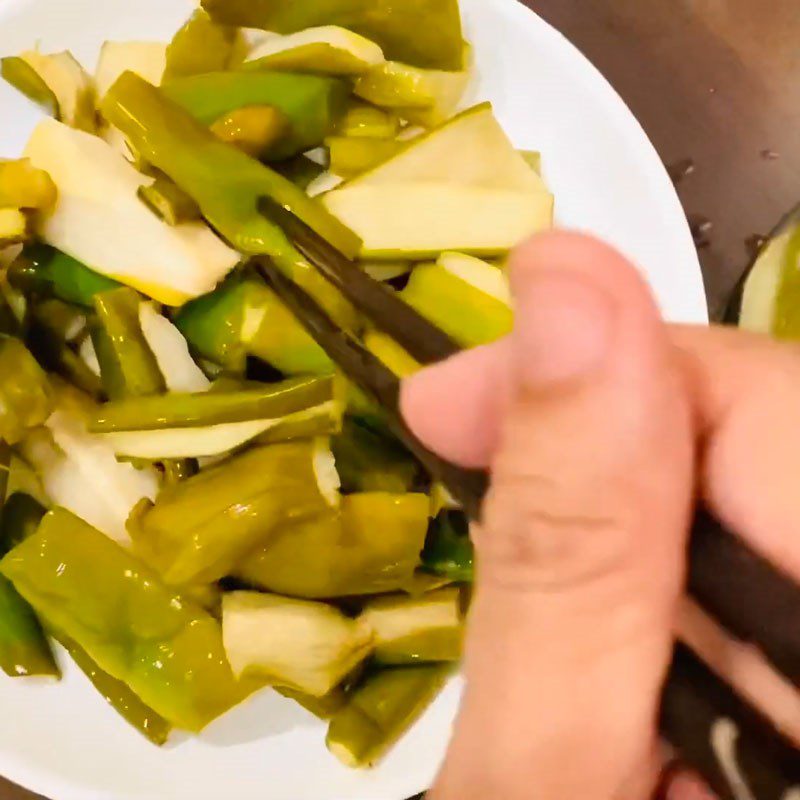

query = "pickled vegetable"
[
  {"left": 7, "top": 244, "right": 122, "bottom": 309},
  {"left": 161, "top": 71, "right": 348, "bottom": 160},
  {"left": 421, "top": 511, "right": 474, "bottom": 582},
  {"left": 222, "top": 592, "right": 373, "bottom": 697},
  {"left": 0, "top": 209, "right": 28, "bottom": 247},
  {"left": 129, "top": 440, "right": 337, "bottom": 585},
  {"left": 326, "top": 665, "right": 449, "bottom": 767},
  {"left": 0, "top": 492, "right": 59, "bottom": 678},
  {"left": 200, "top": 0, "right": 464, "bottom": 71},
  {"left": 276, "top": 684, "right": 347, "bottom": 720},
  {"left": 0, "top": 337, "right": 54, "bottom": 445},
  {"left": 94, "top": 41, "right": 167, "bottom": 99},
  {"left": 137, "top": 175, "right": 201, "bottom": 226},
  {"left": 0, "top": 508, "right": 252, "bottom": 731},
  {"left": 163, "top": 9, "right": 237, "bottom": 81},
  {"left": 209, "top": 105, "right": 291, "bottom": 158},
  {"left": 360, "top": 588, "right": 463, "bottom": 664},
  {"left": 236, "top": 492, "right": 429, "bottom": 599},
  {"left": 244, "top": 26, "right": 384, "bottom": 76},
  {"left": 327, "top": 136, "right": 401, "bottom": 177},
  {"left": 2, "top": 50, "right": 96, "bottom": 132},
  {"left": 335, "top": 103, "right": 399, "bottom": 139},
  {"left": 0, "top": 159, "right": 57, "bottom": 210}
]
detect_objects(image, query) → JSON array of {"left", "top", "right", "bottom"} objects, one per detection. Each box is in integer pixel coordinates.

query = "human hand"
[{"left": 401, "top": 232, "right": 800, "bottom": 799}]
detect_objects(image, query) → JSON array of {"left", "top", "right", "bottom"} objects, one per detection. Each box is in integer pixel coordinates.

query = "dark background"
[{"left": 2, "top": 0, "right": 799, "bottom": 797}]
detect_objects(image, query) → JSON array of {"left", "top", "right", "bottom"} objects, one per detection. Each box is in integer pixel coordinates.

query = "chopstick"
[
  {"left": 262, "top": 198, "right": 800, "bottom": 692},
  {"left": 256, "top": 255, "right": 800, "bottom": 798}
]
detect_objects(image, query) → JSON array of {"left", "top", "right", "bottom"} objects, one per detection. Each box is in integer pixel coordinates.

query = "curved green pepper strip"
[
  {"left": 161, "top": 71, "right": 348, "bottom": 160},
  {"left": 92, "top": 287, "right": 166, "bottom": 400},
  {"left": 130, "top": 440, "right": 333, "bottom": 585},
  {"left": 237, "top": 492, "right": 429, "bottom": 599},
  {"left": 421, "top": 510, "right": 474, "bottom": 582},
  {"left": 0, "top": 336, "right": 54, "bottom": 445},
  {"left": 90, "top": 374, "right": 334, "bottom": 432},
  {"left": 0, "top": 492, "right": 60, "bottom": 678},
  {"left": 326, "top": 664, "right": 450, "bottom": 768},
  {"left": 8, "top": 244, "right": 123, "bottom": 309},
  {"left": 174, "top": 273, "right": 334, "bottom": 375},
  {"left": 102, "top": 73, "right": 360, "bottom": 263},
  {"left": 0, "top": 508, "right": 254, "bottom": 732},
  {"left": 163, "top": 9, "right": 237, "bottom": 81},
  {"left": 200, "top": 0, "right": 464, "bottom": 71}
]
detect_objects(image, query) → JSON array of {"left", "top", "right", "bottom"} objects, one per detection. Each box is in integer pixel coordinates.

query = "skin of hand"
[{"left": 400, "top": 232, "right": 800, "bottom": 800}]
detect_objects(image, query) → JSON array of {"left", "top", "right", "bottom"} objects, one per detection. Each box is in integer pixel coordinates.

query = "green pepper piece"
[
  {"left": 137, "top": 175, "right": 201, "bottom": 226},
  {"left": 92, "top": 287, "right": 166, "bottom": 399},
  {"left": 210, "top": 105, "right": 291, "bottom": 159},
  {"left": 174, "top": 274, "right": 335, "bottom": 375},
  {"left": 332, "top": 418, "right": 418, "bottom": 494},
  {"left": 90, "top": 374, "right": 334, "bottom": 432},
  {"left": 1, "top": 56, "right": 58, "bottom": 117},
  {"left": 276, "top": 684, "right": 348, "bottom": 720},
  {"left": 399, "top": 263, "right": 513, "bottom": 348},
  {"left": 0, "top": 336, "right": 54, "bottom": 445},
  {"left": 200, "top": 0, "right": 464, "bottom": 71},
  {"left": 130, "top": 440, "right": 335, "bottom": 585},
  {"left": 0, "top": 508, "right": 253, "bottom": 731},
  {"left": 326, "top": 664, "right": 449, "bottom": 767},
  {"left": 0, "top": 492, "right": 60, "bottom": 678},
  {"left": 102, "top": 74, "right": 362, "bottom": 303},
  {"left": 360, "top": 588, "right": 463, "bottom": 665},
  {"left": 8, "top": 244, "right": 123, "bottom": 309},
  {"left": 0, "top": 159, "right": 57, "bottom": 210},
  {"left": 236, "top": 492, "right": 429, "bottom": 599},
  {"left": 335, "top": 102, "right": 399, "bottom": 139},
  {"left": 421, "top": 511, "right": 474, "bottom": 582},
  {"left": 161, "top": 71, "right": 348, "bottom": 161},
  {"left": 163, "top": 9, "right": 237, "bottom": 81},
  {"left": 56, "top": 634, "right": 171, "bottom": 745},
  {"left": 327, "top": 136, "right": 401, "bottom": 178}
]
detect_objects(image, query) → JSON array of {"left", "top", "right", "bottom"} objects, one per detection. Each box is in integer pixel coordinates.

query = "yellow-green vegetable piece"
[
  {"left": 354, "top": 56, "right": 470, "bottom": 128},
  {"left": 94, "top": 41, "right": 167, "bottom": 100},
  {"left": 137, "top": 176, "right": 200, "bottom": 226},
  {"left": 201, "top": 0, "right": 464, "bottom": 71},
  {"left": 0, "top": 508, "right": 254, "bottom": 732},
  {"left": 102, "top": 73, "right": 361, "bottom": 280},
  {"left": 276, "top": 684, "right": 348, "bottom": 720},
  {"left": 222, "top": 592, "right": 373, "bottom": 697},
  {"left": 360, "top": 588, "right": 463, "bottom": 665},
  {"left": 236, "top": 492, "right": 429, "bottom": 599},
  {"left": 399, "top": 261, "right": 513, "bottom": 347},
  {"left": 740, "top": 222, "right": 800, "bottom": 339},
  {"left": 326, "top": 664, "right": 449, "bottom": 767},
  {"left": 0, "top": 337, "right": 54, "bottom": 445},
  {"left": 0, "top": 209, "right": 28, "bottom": 246},
  {"left": 335, "top": 102, "right": 399, "bottom": 139},
  {"left": 130, "top": 440, "right": 337, "bottom": 586},
  {"left": 163, "top": 9, "right": 237, "bottom": 81},
  {"left": 2, "top": 50, "right": 96, "bottom": 132},
  {"left": 326, "top": 137, "right": 401, "bottom": 178},
  {"left": 174, "top": 273, "right": 336, "bottom": 375},
  {"left": 244, "top": 26, "right": 384, "bottom": 75},
  {"left": 0, "top": 159, "right": 57, "bottom": 210},
  {"left": 209, "top": 105, "right": 291, "bottom": 158}
]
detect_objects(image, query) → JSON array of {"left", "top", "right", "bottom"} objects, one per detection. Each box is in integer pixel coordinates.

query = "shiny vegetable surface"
[
  {"left": 0, "top": 158, "right": 57, "bottom": 209},
  {"left": 163, "top": 9, "right": 237, "bottom": 80},
  {"left": 0, "top": 508, "right": 252, "bottom": 731},
  {"left": 0, "top": 336, "right": 54, "bottom": 445},
  {"left": 421, "top": 510, "right": 474, "bottom": 582}
]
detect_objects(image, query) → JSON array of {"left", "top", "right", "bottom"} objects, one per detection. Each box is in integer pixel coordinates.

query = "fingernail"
[{"left": 513, "top": 271, "right": 615, "bottom": 390}]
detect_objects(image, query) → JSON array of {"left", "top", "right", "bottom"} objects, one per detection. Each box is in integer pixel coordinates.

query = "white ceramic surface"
[{"left": 0, "top": 0, "right": 708, "bottom": 798}]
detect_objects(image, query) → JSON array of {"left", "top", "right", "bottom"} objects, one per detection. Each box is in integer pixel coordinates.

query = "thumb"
[{"left": 404, "top": 233, "right": 695, "bottom": 799}]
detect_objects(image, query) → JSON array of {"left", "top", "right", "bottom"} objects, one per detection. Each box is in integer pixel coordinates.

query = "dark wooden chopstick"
[{"left": 257, "top": 254, "right": 800, "bottom": 798}]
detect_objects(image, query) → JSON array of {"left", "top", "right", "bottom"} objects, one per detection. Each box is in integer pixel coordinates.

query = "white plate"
[{"left": 0, "top": 1, "right": 708, "bottom": 798}]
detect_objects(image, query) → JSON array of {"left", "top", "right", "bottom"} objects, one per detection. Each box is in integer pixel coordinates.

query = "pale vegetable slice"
[
  {"left": 2, "top": 50, "right": 96, "bottom": 132},
  {"left": 78, "top": 336, "right": 101, "bottom": 377},
  {"left": 740, "top": 225, "right": 800, "bottom": 338},
  {"left": 24, "top": 119, "right": 240, "bottom": 306},
  {"left": 100, "top": 401, "right": 339, "bottom": 459},
  {"left": 354, "top": 55, "right": 469, "bottom": 129},
  {"left": 437, "top": 251, "right": 511, "bottom": 305},
  {"left": 138, "top": 302, "right": 210, "bottom": 393},
  {"left": 347, "top": 102, "right": 548, "bottom": 194},
  {"left": 307, "top": 171, "right": 345, "bottom": 198},
  {"left": 222, "top": 592, "right": 374, "bottom": 697},
  {"left": 362, "top": 260, "right": 411, "bottom": 282},
  {"left": 94, "top": 41, "right": 167, "bottom": 100},
  {"left": 19, "top": 383, "right": 158, "bottom": 544},
  {"left": 245, "top": 26, "right": 384, "bottom": 75},
  {"left": 323, "top": 182, "right": 553, "bottom": 259}
]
